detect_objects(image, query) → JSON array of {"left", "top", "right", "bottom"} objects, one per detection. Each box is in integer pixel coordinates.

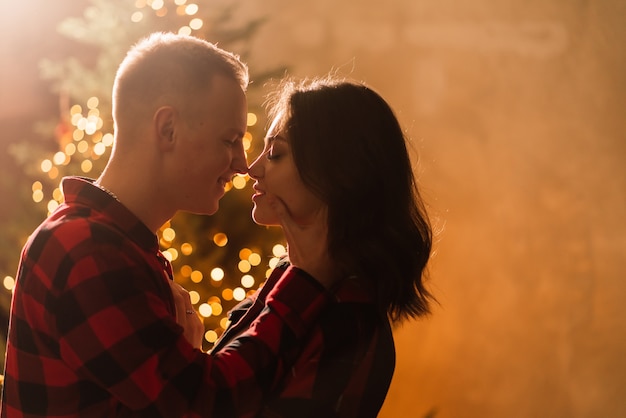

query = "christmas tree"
[{"left": 1, "top": 0, "right": 287, "bottom": 352}]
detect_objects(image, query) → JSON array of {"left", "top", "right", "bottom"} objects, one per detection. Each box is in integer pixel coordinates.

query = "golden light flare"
[
  {"left": 162, "top": 227, "right": 176, "bottom": 242},
  {"left": 210, "top": 267, "right": 224, "bottom": 282},
  {"left": 248, "top": 252, "right": 261, "bottom": 266},
  {"left": 238, "top": 260, "right": 251, "bottom": 273},
  {"left": 81, "top": 160, "right": 93, "bottom": 173},
  {"left": 213, "top": 233, "right": 228, "bottom": 247},
  {"left": 190, "top": 270, "right": 203, "bottom": 283},
  {"left": 221, "top": 288, "right": 233, "bottom": 300},
  {"left": 204, "top": 330, "right": 218, "bottom": 343},
  {"left": 241, "top": 274, "right": 255, "bottom": 288},
  {"left": 189, "top": 290, "right": 200, "bottom": 305},
  {"left": 199, "top": 303, "right": 212, "bottom": 317},
  {"left": 3, "top": 276, "right": 15, "bottom": 292},
  {"left": 180, "top": 264, "right": 192, "bottom": 277},
  {"left": 239, "top": 248, "right": 252, "bottom": 260},
  {"left": 232, "top": 175, "right": 247, "bottom": 189},
  {"left": 233, "top": 287, "right": 246, "bottom": 301},
  {"left": 180, "top": 242, "right": 193, "bottom": 256},
  {"left": 189, "top": 18, "right": 203, "bottom": 30},
  {"left": 272, "top": 244, "right": 287, "bottom": 257}
]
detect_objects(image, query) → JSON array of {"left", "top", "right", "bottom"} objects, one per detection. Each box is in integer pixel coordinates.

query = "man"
[{"left": 1, "top": 32, "right": 334, "bottom": 417}]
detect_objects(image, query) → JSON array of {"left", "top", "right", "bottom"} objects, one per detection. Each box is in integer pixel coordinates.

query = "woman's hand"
[
  {"left": 169, "top": 280, "right": 204, "bottom": 350},
  {"left": 268, "top": 196, "right": 338, "bottom": 289}
]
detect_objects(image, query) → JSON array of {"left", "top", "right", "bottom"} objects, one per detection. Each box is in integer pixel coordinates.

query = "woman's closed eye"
[{"left": 266, "top": 145, "right": 285, "bottom": 160}]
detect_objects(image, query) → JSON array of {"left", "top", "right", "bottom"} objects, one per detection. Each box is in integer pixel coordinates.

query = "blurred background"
[{"left": 0, "top": 0, "right": 624, "bottom": 416}]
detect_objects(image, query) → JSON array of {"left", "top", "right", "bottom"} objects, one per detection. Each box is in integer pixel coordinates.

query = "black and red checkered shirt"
[
  {"left": 1, "top": 177, "right": 331, "bottom": 417},
  {"left": 213, "top": 262, "right": 396, "bottom": 417}
]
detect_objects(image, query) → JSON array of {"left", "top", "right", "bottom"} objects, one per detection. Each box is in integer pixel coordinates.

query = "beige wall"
[{"left": 241, "top": 0, "right": 626, "bottom": 416}]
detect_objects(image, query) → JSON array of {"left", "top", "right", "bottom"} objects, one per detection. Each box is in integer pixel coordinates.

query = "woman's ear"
[{"left": 154, "top": 106, "right": 177, "bottom": 151}]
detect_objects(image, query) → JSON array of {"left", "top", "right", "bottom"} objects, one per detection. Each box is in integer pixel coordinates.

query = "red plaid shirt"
[
  {"left": 1, "top": 177, "right": 331, "bottom": 417},
  {"left": 213, "top": 262, "right": 396, "bottom": 417}
]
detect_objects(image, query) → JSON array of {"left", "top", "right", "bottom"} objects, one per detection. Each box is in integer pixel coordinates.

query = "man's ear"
[{"left": 154, "top": 106, "right": 177, "bottom": 151}]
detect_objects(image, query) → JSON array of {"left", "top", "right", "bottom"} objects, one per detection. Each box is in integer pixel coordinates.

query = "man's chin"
[{"left": 186, "top": 202, "right": 219, "bottom": 216}]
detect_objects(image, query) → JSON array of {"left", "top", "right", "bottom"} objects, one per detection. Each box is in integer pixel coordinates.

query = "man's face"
[{"left": 171, "top": 74, "right": 248, "bottom": 215}]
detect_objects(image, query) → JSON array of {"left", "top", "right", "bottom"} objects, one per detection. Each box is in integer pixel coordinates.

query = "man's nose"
[{"left": 232, "top": 144, "right": 248, "bottom": 174}]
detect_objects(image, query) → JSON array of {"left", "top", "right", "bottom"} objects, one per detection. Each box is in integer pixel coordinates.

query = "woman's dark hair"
[{"left": 266, "top": 76, "right": 434, "bottom": 324}]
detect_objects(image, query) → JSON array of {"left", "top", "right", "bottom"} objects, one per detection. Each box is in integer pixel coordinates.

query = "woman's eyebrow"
[{"left": 266, "top": 134, "right": 288, "bottom": 144}]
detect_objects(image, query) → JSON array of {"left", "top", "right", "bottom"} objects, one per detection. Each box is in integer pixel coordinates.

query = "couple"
[{"left": 1, "top": 32, "right": 433, "bottom": 417}]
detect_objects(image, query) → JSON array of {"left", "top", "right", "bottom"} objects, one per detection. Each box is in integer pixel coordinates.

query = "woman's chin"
[{"left": 251, "top": 210, "right": 279, "bottom": 227}]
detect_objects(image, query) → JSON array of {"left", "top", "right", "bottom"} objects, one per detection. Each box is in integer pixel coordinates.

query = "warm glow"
[
  {"left": 180, "top": 242, "right": 193, "bottom": 255},
  {"left": 93, "top": 142, "right": 106, "bottom": 156},
  {"left": 269, "top": 257, "right": 280, "bottom": 269},
  {"left": 40, "top": 159, "right": 52, "bottom": 173},
  {"left": 221, "top": 288, "right": 233, "bottom": 300},
  {"left": 165, "top": 248, "right": 178, "bottom": 261},
  {"left": 3, "top": 276, "right": 15, "bottom": 291},
  {"left": 198, "top": 303, "right": 212, "bottom": 317},
  {"left": 204, "top": 330, "right": 218, "bottom": 343},
  {"left": 238, "top": 260, "right": 251, "bottom": 273},
  {"left": 210, "top": 267, "right": 224, "bottom": 281},
  {"left": 70, "top": 104, "right": 82, "bottom": 115},
  {"left": 162, "top": 227, "right": 176, "bottom": 242},
  {"left": 239, "top": 248, "right": 252, "bottom": 260},
  {"left": 220, "top": 317, "right": 230, "bottom": 329},
  {"left": 65, "top": 143, "right": 76, "bottom": 156},
  {"left": 190, "top": 270, "right": 203, "bottom": 283},
  {"left": 151, "top": 0, "right": 164, "bottom": 11},
  {"left": 272, "top": 244, "right": 287, "bottom": 257},
  {"left": 47, "top": 200, "right": 59, "bottom": 213},
  {"left": 73, "top": 129, "right": 84, "bottom": 142},
  {"left": 178, "top": 26, "right": 192, "bottom": 36},
  {"left": 32, "top": 190, "right": 44, "bottom": 203},
  {"left": 241, "top": 274, "right": 255, "bottom": 288},
  {"left": 233, "top": 287, "right": 246, "bottom": 301},
  {"left": 210, "top": 302, "right": 223, "bottom": 316},
  {"left": 247, "top": 113, "right": 257, "bottom": 126},
  {"left": 185, "top": 3, "right": 198, "bottom": 15},
  {"left": 48, "top": 167, "right": 59, "bottom": 179},
  {"left": 53, "top": 151, "right": 66, "bottom": 165},
  {"left": 248, "top": 252, "right": 261, "bottom": 266},
  {"left": 189, "top": 290, "right": 200, "bottom": 305},
  {"left": 102, "top": 133, "right": 114, "bottom": 147},
  {"left": 232, "top": 175, "right": 247, "bottom": 189},
  {"left": 81, "top": 160, "right": 93, "bottom": 173},
  {"left": 77, "top": 140, "right": 89, "bottom": 154},
  {"left": 189, "top": 18, "right": 203, "bottom": 30},
  {"left": 131, "top": 11, "right": 144, "bottom": 22},
  {"left": 213, "top": 233, "right": 228, "bottom": 247},
  {"left": 180, "top": 264, "right": 192, "bottom": 277},
  {"left": 52, "top": 188, "right": 62, "bottom": 201}
]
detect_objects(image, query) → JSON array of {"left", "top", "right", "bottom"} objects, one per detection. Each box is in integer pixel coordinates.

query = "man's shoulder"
[{"left": 23, "top": 207, "right": 133, "bottom": 266}]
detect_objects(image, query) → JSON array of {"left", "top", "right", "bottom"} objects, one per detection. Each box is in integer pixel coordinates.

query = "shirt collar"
[{"left": 60, "top": 176, "right": 159, "bottom": 252}]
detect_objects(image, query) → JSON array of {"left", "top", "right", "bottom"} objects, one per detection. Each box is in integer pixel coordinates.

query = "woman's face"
[{"left": 248, "top": 115, "right": 325, "bottom": 227}]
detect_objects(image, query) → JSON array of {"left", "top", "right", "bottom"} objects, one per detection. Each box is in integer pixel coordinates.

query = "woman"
[{"left": 212, "top": 76, "right": 434, "bottom": 417}]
